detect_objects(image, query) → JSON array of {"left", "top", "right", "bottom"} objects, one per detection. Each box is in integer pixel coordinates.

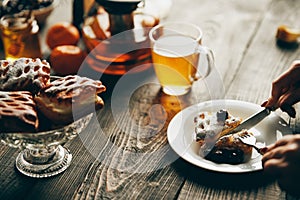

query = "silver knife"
[{"left": 230, "top": 107, "right": 274, "bottom": 133}]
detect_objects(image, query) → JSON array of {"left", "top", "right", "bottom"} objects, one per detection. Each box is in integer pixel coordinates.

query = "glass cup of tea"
[{"left": 149, "top": 22, "right": 214, "bottom": 95}]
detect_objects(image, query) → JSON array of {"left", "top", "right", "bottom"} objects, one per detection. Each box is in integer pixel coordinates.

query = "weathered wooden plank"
[
  {"left": 1, "top": 0, "right": 299, "bottom": 199},
  {"left": 226, "top": 0, "right": 300, "bottom": 103},
  {"left": 167, "top": 0, "right": 274, "bottom": 91},
  {"left": 71, "top": 0, "right": 295, "bottom": 199},
  {"left": 177, "top": 0, "right": 300, "bottom": 199},
  {"left": 0, "top": 146, "right": 37, "bottom": 200},
  {"left": 72, "top": 84, "right": 188, "bottom": 199},
  {"left": 0, "top": 2, "right": 91, "bottom": 200}
]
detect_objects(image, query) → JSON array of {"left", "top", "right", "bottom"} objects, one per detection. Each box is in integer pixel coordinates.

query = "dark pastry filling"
[
  {"left": 205, "top": 148, "right": 245, "bottom": 164},
  {"left": 194, "top": 109, "right": 253, "bottom": 164}
]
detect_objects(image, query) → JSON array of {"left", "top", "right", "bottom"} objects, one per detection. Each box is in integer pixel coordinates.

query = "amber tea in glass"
[
  {"left": 149, "top": 22, "right": 214, "bottom": 96},
  {"left": 0, "top": 12, "right": 42, "bottom": 61}
]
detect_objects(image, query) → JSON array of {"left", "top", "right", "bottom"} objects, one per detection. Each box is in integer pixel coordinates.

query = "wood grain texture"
[
  {"left": 1, "top": 0, "right": 300, "bottom": 199},
  {"left": 72, "top": 86, "right": 189, "bottom": 199}
]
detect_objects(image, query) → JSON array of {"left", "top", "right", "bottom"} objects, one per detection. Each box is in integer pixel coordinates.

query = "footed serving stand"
[{"left": 0, "top": 114, "right": 92, "bottom": 178}]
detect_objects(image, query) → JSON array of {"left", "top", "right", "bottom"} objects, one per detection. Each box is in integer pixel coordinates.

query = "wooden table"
[{"left": 1, "top": 0, "right": 300, "bottom": 199}]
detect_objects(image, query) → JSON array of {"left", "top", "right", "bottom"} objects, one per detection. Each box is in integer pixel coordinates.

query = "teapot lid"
[{"left": 95, "top": 0, "right": 142, "bottom": 14}]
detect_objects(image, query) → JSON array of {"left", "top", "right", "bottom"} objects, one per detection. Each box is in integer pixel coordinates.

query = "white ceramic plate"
[{"left": 167, "top": 99, "right": 293, "bottom": 173}]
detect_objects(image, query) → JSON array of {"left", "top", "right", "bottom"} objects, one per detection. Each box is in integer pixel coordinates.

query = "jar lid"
[{"left": 0, "top": 11, "right": 34, "bottom": 31}]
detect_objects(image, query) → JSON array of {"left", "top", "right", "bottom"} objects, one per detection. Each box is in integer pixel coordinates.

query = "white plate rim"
[{"left": 167, "top": 99, "right": 293, "bottom": 173}]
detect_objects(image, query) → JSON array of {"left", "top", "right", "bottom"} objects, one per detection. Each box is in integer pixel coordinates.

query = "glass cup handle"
[{"left": 193, "top": 45, "right": 214, "bottom": 81}]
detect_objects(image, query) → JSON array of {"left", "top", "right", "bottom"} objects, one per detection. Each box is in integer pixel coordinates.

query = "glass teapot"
[{"left": 80, "top": 0, "right": 160, "bottom": 75}]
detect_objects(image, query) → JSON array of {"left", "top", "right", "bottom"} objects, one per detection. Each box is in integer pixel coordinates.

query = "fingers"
[
  {"left": 262, "top": 135, "right": 300, "bottom": 167},
  {"left": 262, "top": 145, "right": 286, "bottom": 163},
  {"left": 262, "top": 135, "right": 294, "bottom": 162},
  {"left": 262, "top": 145, "right": 289, "bottom": 177},
  {"left": 261, "top": 100, "right": 268, "bottom": 107},
  {"left": 262, "top": 60, "right": 300, "bottom": 109},
  {"left": 264, "top": 135, "right": 294, "bottom": 152},
  {"left": 263, "top": 158, "right": 286, "bottom": 175},
  {"left": 259, "top": 146, "right": 268, "bottom": 154},
  {"left": 280, "top": 104, "right": 296, "bottom": 118},
  {"left": 278, "top": 84, "right": 300, "bottom": 103},
  {"left": 262, "top": 83, "right": 300, "bottom": 117},
  {"left": 265, "top": 74, "right": 292, "bottom": 108},
  {"left": 262, "top": 133, "right": 300, "bottom": 194}
]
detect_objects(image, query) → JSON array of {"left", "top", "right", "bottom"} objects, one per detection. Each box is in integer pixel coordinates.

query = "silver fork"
[{"left": 238, "top": 134, "right": 264, "bottom": 155}]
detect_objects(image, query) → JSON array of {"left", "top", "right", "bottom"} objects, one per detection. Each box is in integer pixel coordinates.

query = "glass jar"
[{"left": 0, "top": 11, "right": 42, "bottom": 61}]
